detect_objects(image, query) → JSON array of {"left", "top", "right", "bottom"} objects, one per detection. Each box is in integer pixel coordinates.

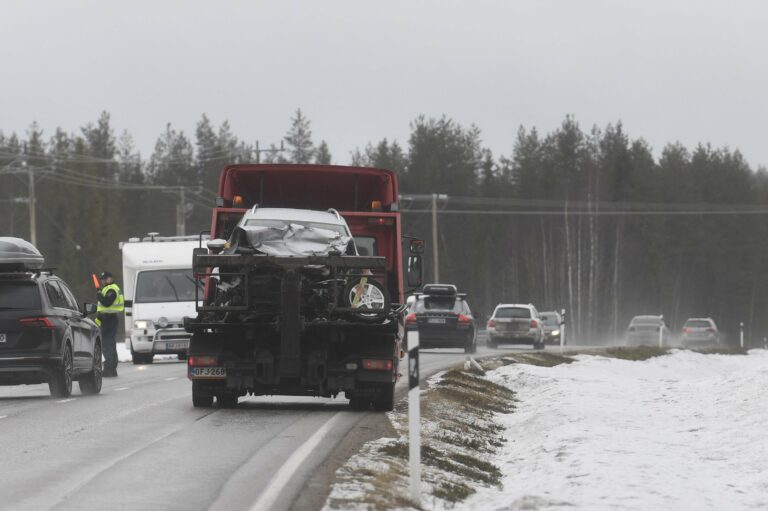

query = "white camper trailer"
[{"left": 121, "top": 234, "right": 205, "bottom": 364}]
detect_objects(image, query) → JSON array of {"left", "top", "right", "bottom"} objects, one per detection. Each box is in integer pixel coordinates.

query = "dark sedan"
[{"left": 405, "top": 284, "right": 477, "bottom": 353}]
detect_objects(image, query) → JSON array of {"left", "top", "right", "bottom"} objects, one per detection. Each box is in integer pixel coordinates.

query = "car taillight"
[
  {"left": 530, "top": 319, "right": 538, "bottom": 328},
  {"left": 487, "top": 319, "right": 495, "bottom": 328},
  {"left": 458, "top": 314, "right": 472, "bottom": 324},
  {"left": 683, "top": 327, "right": 691, "bottom": 333},
  {"left": 706, "top": 328, "right": 716, "bottom": 333},
  {"left": 188, "top": 355, "right": 218, "bottom": 367},
  {"left": 362, "top": 359, "right": 393, "bottom": 371},
  {"left": 19, "top": 317, "right": 54, "bottom": 328},
  {"left": 405, "top": 313, "right": 417, "bottom": 325}
]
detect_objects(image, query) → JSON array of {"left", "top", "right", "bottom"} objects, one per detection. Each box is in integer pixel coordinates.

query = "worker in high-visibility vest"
[{"left": 96, "top": 271, "right": 124, "bottom": 377}]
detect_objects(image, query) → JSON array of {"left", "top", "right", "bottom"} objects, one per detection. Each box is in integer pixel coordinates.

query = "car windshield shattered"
[{"left": 232, "top": 219, "right": 352, "bottom": 257}]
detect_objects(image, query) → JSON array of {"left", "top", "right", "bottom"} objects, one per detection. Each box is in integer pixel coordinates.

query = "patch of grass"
[
  {"left": 422, "top": 445, "right": 501, "bottom": 486},
  {"left": 600, "top": 345, "right": 669, "bottom": 361},
  {"left": 433, "top": 481, "right": 476, "bottom": 502}
]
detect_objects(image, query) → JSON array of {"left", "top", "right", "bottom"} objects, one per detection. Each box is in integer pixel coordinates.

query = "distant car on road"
[
  {"left": 626, "top": 315, "right": 669, "bottom": 346},
  {"left": 0, "top": 237, "right": 102, "bottom": 398},
  {"left": 405, "top": 284, "right": 477, "bottom": 353},
  {"left": 681, "top": 318, "right": 721, "bottom": 348},
  {"left": 486, "top": 303, "right": 545, "bottom": 350},
  {"left": 539, "top": 311, "right": 563, "bottom": 345}
]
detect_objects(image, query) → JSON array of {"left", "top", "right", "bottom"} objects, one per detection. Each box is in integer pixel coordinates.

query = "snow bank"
[{"left": 469, "top": 349, "right": 768, "bottom": 510}]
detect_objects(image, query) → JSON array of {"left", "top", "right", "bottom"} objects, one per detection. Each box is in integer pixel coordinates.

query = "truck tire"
[
  {"left": 373, "top": 383, "right": 395, "bottom": 412},
  {"left": 132, "top": 352, "right": 153, "bottom": 365},
  {"left": 192, "top": 381, "right": 214, "bottom": 408}
]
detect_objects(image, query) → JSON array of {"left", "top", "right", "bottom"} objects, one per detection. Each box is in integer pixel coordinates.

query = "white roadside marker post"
[
  {"left": 659, "top": 315, "right": 664, "bottom": 348},
  {"left": 740, "top": 322, "right": 744, "bottom": 349},
  {"left": 560, "top": 309, "right": 566, "bottom": 353},
  {"left": 408, "top": 330, "right": 421, "bottom": 505}
]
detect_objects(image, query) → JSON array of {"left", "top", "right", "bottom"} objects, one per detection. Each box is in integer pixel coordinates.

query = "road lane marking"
[
  {"left": 0, "top": 415, "right": 7, "bottom": 420},
  {"left": 250, "top": 412, "right": 346, "bottom": 511},
  {"left": 56, "top": 398, "right": 75, "bottom": 404},
  {"left": 114, "top": 387, "right": 130, "bottom": 391},
  {"left": 163, "top": 377, "right": 178, "bottom": 381}
]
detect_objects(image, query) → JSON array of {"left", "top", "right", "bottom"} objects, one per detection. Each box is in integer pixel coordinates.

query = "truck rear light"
[
  {"left": 457, "top": 314, "right": 472, "bottom": 324},
  {"left": 371, "top": 200, "right": 382, "bottom": 211},
  {"left": 232, "top": 195, "right": 244, "bottom": 207},
  {"left": 487, "top": 319, "right": 495, "bottom": 328},
  {"left": 530, "top": 319, "right": 538, "bottom": 328},
  {"left": 19, "top": 317, "right": 54, "bottom": 328},
  {"left": 188, "top": 355, "right": 218, "bottom": 367},
  {"left": 405, "top": 313, "right": 417, "bottom": 325},
  {"left": 362, "top": 359, "right": 393, "bottom": 371}
]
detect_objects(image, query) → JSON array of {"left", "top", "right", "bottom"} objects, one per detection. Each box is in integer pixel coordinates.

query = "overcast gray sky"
[{"left": 2, "top": 0, "right": 766, "bottom": 167}]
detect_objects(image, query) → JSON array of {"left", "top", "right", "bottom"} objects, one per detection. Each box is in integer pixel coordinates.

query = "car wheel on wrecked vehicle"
[{"left": 343, "top": 277, "right": 390, "bottom": 323}]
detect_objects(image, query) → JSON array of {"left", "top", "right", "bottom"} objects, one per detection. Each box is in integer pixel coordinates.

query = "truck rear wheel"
[
  {"left": 373, "top": 383, "right": 395, "bottom": 412},
  {"left": 192, "top": 381, "right": 214, "bottom": 408}
]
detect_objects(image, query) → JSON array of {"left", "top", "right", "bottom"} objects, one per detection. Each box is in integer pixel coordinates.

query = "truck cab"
[{"left": 185, "top": 164, "right": 423, "bottom": 410}]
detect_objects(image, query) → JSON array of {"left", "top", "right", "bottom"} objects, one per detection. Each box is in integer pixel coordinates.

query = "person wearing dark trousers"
[{"left": 96, "top": 271, "right": 124, "bottom": 377}]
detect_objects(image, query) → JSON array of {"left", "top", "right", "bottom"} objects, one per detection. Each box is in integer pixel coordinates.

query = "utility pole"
[
  {"left": 430, "top": 194, "right": 448, "bottom": 283},
  {"left": 176, "top": 188, "right": 186, "bottom": 236},
  {"left": 24, "top": 161, "right": 37, "bottom": 246},
  {"left": 431, "top": 194, "right": 438, "bottom": 282},
  {"left": 255, "top": 140, "right": 286, "bottom": 164}
]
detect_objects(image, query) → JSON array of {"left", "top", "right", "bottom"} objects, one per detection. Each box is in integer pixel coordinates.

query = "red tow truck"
[{"left": 184, "top": 164, "right": 424, "bottom": 410}]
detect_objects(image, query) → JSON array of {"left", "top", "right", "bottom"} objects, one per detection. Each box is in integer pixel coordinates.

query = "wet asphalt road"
[{"left": 0, "top": 339, "right": 564, "bottom": 511}]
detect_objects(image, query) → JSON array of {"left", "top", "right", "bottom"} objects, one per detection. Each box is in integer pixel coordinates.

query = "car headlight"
[
  {"left": 551, "top": 330, "right": 560, "bottom": 336},
  {"left": 134, "top": 320, "right": 152, "bottom": 329}
]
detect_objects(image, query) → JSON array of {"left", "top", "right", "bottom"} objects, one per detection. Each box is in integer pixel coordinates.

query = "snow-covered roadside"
[
  {"left": 116, "top": 341, "right": 177, "bottom": 363},
  {"left": 469, "top": 350, "right": 768, "bottom": 510}
]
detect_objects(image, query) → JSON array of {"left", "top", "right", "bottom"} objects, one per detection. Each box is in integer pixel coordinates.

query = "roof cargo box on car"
[{"left": 0, "top": 237, "right": 45, "bottom": 270}]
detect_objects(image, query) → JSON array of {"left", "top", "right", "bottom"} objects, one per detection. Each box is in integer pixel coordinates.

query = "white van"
[{"left": 121, "top": 234, "right": 205, "bottom": 364}]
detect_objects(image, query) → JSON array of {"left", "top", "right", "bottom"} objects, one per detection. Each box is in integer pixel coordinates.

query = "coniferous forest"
[{"left": 2, "top": 109, "right": 767, "bottom": 344}]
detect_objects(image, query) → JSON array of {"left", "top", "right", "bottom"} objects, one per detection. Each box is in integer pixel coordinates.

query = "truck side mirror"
[
  {"left": 409, "top": 239, "right": 425, "bottom": 255},
  {"left": 83, "top": 302, "right": 97, "bottom": 315},
  {"left": 407, "top": 255, "right": 423, "bottom": 288}
]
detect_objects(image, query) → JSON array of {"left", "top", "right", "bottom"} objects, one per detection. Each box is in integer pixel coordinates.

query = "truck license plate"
[
  {"left": 427, "top": 318, "right": 446, "bottom": 324},
  {"left": 161, "top": 342, "right": 187, "bottom": 351},
  {"left": 189, "top": 367, "right": 226, "bottom": 379}
]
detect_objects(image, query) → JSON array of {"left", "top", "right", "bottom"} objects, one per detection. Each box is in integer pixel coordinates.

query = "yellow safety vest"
[{"left": 97, "top": 283, "right": 124, "bottom": 314}]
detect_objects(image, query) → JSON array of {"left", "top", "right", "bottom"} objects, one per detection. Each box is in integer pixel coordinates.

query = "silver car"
[
  {"left": 681, "top": 318, "right": 721, "bottom": 348},
  {"left": 626, "top": 315, "right": 669, "bottom": 346}
]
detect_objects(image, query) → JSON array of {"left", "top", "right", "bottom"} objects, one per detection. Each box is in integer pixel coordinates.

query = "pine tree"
[
  {"left": 283, "top": 109, "right": 315, "bottom": 164},
  {"left": 315, "top": 140, "right": 332, "bottom": 164}
]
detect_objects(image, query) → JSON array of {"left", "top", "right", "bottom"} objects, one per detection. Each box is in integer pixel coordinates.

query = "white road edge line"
[
  {"left": 163, "top": 377, "right": 178, "bottom": 381},
  {"left": 0, "top": 415, "right": 7, "bottom": 419},
  {"left": 114, "top": 387, "right": 130, "bottom": 391},
  {"left": 56, "top": 398, "right": 75, "bottom": 404},
  {"left": 249, "top": 412, "right": 346, "bottom": 511}
]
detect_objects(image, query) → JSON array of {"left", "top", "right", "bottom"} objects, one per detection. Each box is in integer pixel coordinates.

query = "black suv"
[
  {"left": 0, "top": 267, "right": 102, "bottom": 397},
  {"left": 405, "top": 284, "right": 477, "bottom": 353}
]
